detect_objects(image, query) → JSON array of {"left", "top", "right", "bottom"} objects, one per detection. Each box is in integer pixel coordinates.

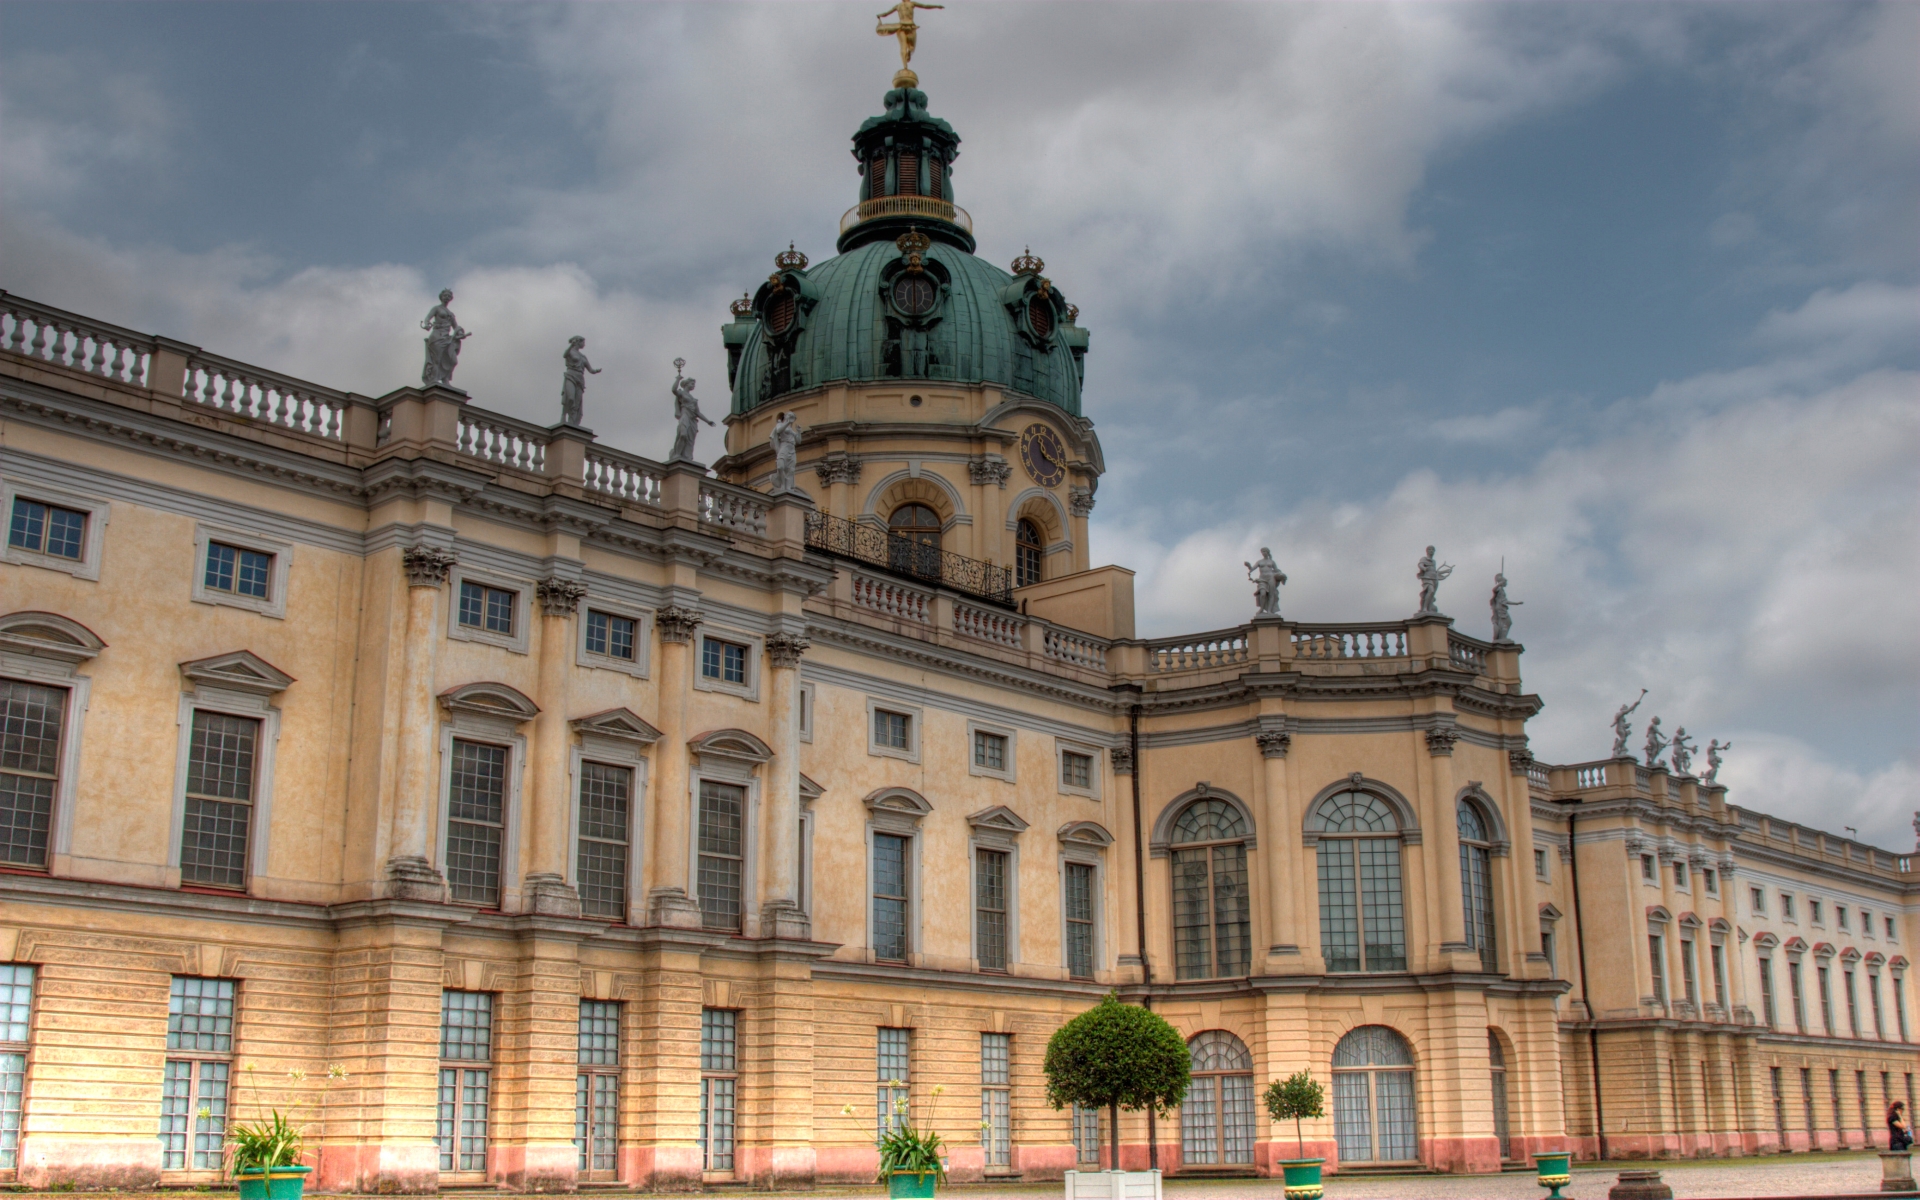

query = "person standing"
[{"left": 1889, "top": 1101, "right": 1912, "bottom": 1151}]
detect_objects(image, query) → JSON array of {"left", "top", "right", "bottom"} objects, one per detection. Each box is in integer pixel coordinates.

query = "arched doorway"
[
  {"left": 1015, "top": 518, "right": 1044, "bottom": 587},
  {"left": 1180, "top": 1030, "right": 1255, "bottom": 1167},
  {"left": 1331, "top": 1026, "right": 1417, "bottom": 1164},
  {"left": 1488, "top": 1029, "right": 1511, "bottom": 1161},
  {"left": 887, "top": 503, "right": 943, "bottom": 579}
]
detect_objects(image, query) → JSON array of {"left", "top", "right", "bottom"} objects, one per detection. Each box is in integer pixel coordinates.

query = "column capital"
[
  {"left": 1425, "top": 727, "right": 1460, "bottom": 756},
  {"left": 1110, "top": 746, "right": 1135, "bottom": 775},
  {"left": 385, "top": 854, "right": 447, "bottom": 901},
  {"left": 535, "top": 577, "right": 588, "bottom": 617},
  {"left": 766, "top": 632, "right": 811, "bottom": 668},
  {"left": 1256, "top": 730, "right": 1292, "bottom": 759},
  {"left": 656, "top": 604, "right": 704, "bottom": 643},
  {"left": 402, "top": 547, "right": 457, "bottom": 588}
]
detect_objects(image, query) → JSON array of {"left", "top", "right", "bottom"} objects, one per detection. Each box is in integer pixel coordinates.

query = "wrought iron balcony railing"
[{"left": 805, "top": 511, "right": 1013, "bottom": 608}]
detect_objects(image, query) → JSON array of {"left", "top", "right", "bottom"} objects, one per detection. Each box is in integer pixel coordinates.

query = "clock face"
[
  {"left": 1020, "top": 423, "right": 1068, "bottom": 488},
  {"left": 891, "top": 274, "right": 938, "bottom": 317}
]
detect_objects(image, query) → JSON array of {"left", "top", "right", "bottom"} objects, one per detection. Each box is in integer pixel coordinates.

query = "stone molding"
[
  {"left": 1255, "top": 730, "right": 1292, "bottom": 759},
  {"left": 1069, "top": 485, "right": 1095, "bottom": 516},
  {"left": 402, "top": 546, "right": 457, "bottom": 588},
  {"left": 766, "top": 632, "right": 811, "bottom": 668},
  {"left": 1425, "top": 727, "right": 1460, "bottom": 756},
  {"left": 967, "top": 456, "right": 1012, "bottom": 488},
  {"left": 1109, "top": 746, "right": 1135, "bottom": 775},
  {"left": 813, "top": 452, "right": 863, "bottom": 487},
  {"left": 535, "top": 577, "right": 589, "bottom": 617},
  {"left": 656, "top": 604, "right": 704, "bottom": 644}
]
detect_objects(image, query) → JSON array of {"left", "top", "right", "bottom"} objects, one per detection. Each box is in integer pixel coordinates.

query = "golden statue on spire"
[{"left": 876, "top": 0, "right": 942, "bottom": 88}]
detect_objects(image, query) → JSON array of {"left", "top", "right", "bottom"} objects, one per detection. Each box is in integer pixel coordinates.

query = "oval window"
[
  {"left": 766, "top": 291, "right": 797, "bottom": 335},
  {"left": 892, "top": 274, "right": 937, "bottom": 317},
  {"left": 1027, "top": 295, "right": 1053, "bottom": 339}
]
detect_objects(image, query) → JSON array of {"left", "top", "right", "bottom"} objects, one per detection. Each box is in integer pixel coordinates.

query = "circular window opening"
[
  {"left": 1027, "top": 295, "right": 1054, "bottom": 339},
  {"left": 765, "top": 290, "right": 797, "bottom": 335},
  {"left": 892, "top": 274, "right": 938, "bottom": 316},
  {"left": 909, "top": 394, "right": 923, "bottom": 407}
]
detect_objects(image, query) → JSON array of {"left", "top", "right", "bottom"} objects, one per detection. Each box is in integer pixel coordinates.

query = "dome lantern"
[{"left": 839, "top": 84, "right": 974, "bottom": 255}]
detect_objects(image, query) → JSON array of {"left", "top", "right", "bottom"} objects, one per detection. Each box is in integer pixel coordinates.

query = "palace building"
[{"left": 0, "top": 64, "right": 1914, "bottom": 1193}]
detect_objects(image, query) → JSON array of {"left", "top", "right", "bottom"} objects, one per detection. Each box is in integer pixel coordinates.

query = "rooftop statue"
[
  {"left": 560, "top": 336, "right": 600, "bottom": 427},
  {"left": 769, "top": 411, "right": 803, "bottom": 494},
  {"left": 1416, "top": 545, "right": 1453, "bottom": 616},
  {"left": 1490, "top": 569, "right": 1521, "bottom": 642},
  {"left": 1245, "top": 548, "right": 1286, "bottom": 618},
  {"left": 1670, "top": 726, "right": 1696, "bottom": 776},
  {"left": 420, "top": 289, "right": 470, "bottom": 388},
  {"left": 1704, "top": 739, "right": 1730, "bottom": 785},
  {"left": 668, "top": 359, "right": 715, "bottom": 464},
  {"left": 1644, "top": 715, "right": 1669, "bottom": 769},
  {"left": 1611, "top": 689, "right": 1647, "bottom": 758},
  {"left": 876, "top": 0, "right": 943, "bottom": 83}
]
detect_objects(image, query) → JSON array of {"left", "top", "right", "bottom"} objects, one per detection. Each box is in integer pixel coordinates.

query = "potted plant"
[
  {"left": 1044, "top": 992, "right": 1190, "bottom": 1193},
  {"left": 227, "top": 1063, "right": 346, "bottom": 1200},
  {"left": 853, "top": 1082, "right": 950, "bottom": 1198},
  {"left": 1263, "top": 1070, "right": 1327, "bottom": 1200}
]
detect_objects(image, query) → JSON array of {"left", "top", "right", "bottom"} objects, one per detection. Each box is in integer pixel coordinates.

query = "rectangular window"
[
  {"left": 1782, "top": 893, "right": 1796, "bottom": 920},
  {"left": 981, "top": 1033, "right": 1011, "bottom": 1170},
  {"left": 876, "top": 1028, "right": 910, "bottom": 1138},
  {"left": 1898, "top": 977, "right": 1911, "bottom": 1042},
  {"left": 457, "top": 580, "right": 515, "bottom": 635},
  {"left": 1681, "top": 938, "right": 1698, "bottom": 1005},
  {"left": 1847, "top": 970, "right": 1861, "bottom": 1038},
  {"left": 1820, "top": 966, "right": 1835, "bottom": 1035},
  {"left": 8, "top": 499, "right": 85, "bottom": 560},
  {"left": 1649, "top": 933, "right": 1666, "bottom": 1004},
  {"left": 872, "top": 833, "right": 910, "bottom": 961},
  {"left": 1889, "top": 916, "right": 1899, "bottom": 941},
  {"left": 203, "top": 542, "right": 272, "bottom": 600},
  {"left": 0, "top": 965, "right": 33, "bottom": 1170},
  {"left": 1811, "top": 899, "right": 1825, "bottom": 924},
  {"left": 1752, "top": 887, "right": 1766, "bottom": 914},
  {"left": 159, "top": 977, "right": 235, "bottom": 1172},
  {"left": 1759, "top": 958, "right": 1777, "bottom": 1028},
  {"left": 575, "top": 1001, "right": 619, "bottom": 1177},
  {"left": 584, "top": 610, "right": 636, "bottom": 661},
  {"left": 1073, "top": 1105, "right": 1102, "bottom": 1166},
  {"left": 1859, "top": 1071, "right": 1872, "bottom": 1141},
  {"left": 975, "top": 848, "right": 1009, "bottom": 972},
  {"left": 873, "top": 708, "right": 910, "bottom": 751},
  {"left": 1061, "top": 751, "right": 1093, "bottom": 790},
  {"left": 1704, "top": 868, "right": 1718, "bottom": 895},
  {"left": 1534, "top": 848, "right": 1548, "bottom": 879},
  {"left": 1872, "top": 974, "right": 1886, "bottom": 1040},
  {"left": 1642, "top": 855, "right": 1656, "bottom": 881},
  {"left": 1674, "top": 861, "right": 1689, "bottom": 888},
  {"left": 700, "top": 1009, "right": 737, "bottom": 1172},
  {"left": 1064, "top": 862, "right": 1095, "bottom": 980},
  {"left": 1789, "top": 961, "right": 1806, "bottom": 1032},
  {"left": 438, "top": 991, "right": 491, "bottom": 1173},
  {"left": 973, "top": 730, "right": 1007, "bottom": 772},
  {"left": 446, "top": 740, "right": 507, "bottom": 907},
  {"left": 697, "top": 781, "right": 745, "bottom": 932},
  {"left": 701, "top": 638, "right": 747, "bottom": 685},
  {"left": 1315, "top": 838, "right": 1402, "bottom": 975},
  {"left": 180, "top": 711, "right": 260, "bottom": 889},
  {"left": 1831, "top": 1069, "right": 1843, "bottom": 1135},
  {"left": 1801, "top": 1067, "right": 1815, "bottom": 1134},
  {"left": 1542, "top": 929, "right": 1557, "bottom": 980},
  {"left": 576, "top": 762, "right": 631, "bottom": 920},
  {"left": 1839, "top": 905, "right": 1850, "bottom": 931},
  {"left": 1864, "top": 909, "right": 1874, "bottom": 936},
  {"left": 0, "top": 680, "right": 66, "bottom": 869}
]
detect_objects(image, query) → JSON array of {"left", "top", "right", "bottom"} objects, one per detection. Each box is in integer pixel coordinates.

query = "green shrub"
[
  {"left": 1263, "top": 1070, "right": 1327, "bottom": 1159},
  {"left": 1043, "top": 993, "right": 1191, "bottom": 1167}
]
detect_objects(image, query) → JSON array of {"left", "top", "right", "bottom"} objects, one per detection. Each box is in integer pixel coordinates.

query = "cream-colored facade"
[{"left": 0, "top": 270, "right": 1914, "bottom": 1192}]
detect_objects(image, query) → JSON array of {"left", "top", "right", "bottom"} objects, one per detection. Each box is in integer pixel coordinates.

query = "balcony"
[
  {"left": 839, "top": 196, "right": 973, "bottom": 237},
  {"left": 804, "top": 511, "right": 1012, "bottom": 607}
]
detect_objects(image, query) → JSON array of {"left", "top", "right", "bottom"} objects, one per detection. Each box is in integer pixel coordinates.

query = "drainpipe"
[
  {"left": 1560, "top": 796, "right": 1607, "bottom": 1160},
  {"left": 1127, "top": 697, "right": 1159, "bottom": 1170}
]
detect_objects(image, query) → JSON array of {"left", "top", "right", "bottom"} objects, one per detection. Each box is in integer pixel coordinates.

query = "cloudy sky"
[{"left": 4, "top": 2, "right": 1915, "bottom": 845}]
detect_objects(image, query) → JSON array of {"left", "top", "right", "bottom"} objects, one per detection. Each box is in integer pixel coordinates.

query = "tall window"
[
  {"left": 438, "top": 991, "right": 492, "bottom": 1174},
  {"left": 1015, "top": 519, "right": 1044, "bottom": 588},
  {"left": 1182, "top": 1031, "right": 1255, "bottom": 1166},
  {"left": 888, "top": 504, "right": 943, "bottom": 577},
  {"left": 0, "top": 965, "right": 30, "bottom": 1170},
  {"left": 697, "top": 781, "right": 745, "bottom": 932},
  {"left": 577, "top": 763, "right": 631, "bottom": 919},
  {"left": 1799, "top": 1067, "right": 1815, "bottom": 1136},
  {"left": 1711, "top": 941, "right": 1728, "bottom": 1009},
  {"left": 876, "top": 1028, "right": 910, "bottom": 1138},
  {"left": 204, "top": 542, "right": 272, "bottom": 600},
  {"left": 980, "top": 1033, "right": 1011, "bottom": 1170},
  {"left": 975, "top": 849, "right": 1009, "bottom": 972},
  {"left": 1846, "top": 969, "right": 1861, "bottom": 1038},
  {"left": 1789, "top": 960, "right": 1806, "bottom": 1031},
  {"left": 1769, "top": 1067, "right": 1786, "bottom": 1142},
  {"left": 1819, "top": 965, "right": 1835, "bottom": 1035},
  {"left": 458, "top": 581, "right": 515, "bottom": 635},
  {"left": 1758, "top": 957, "right": 1777, "bottom": 1027},
  {"left": 1072, "top": 1106, "right": 1101, "bottom": 1166},
  {"left": 872, "top": 834, "right": 910, "bottom": 961},
  {"left": 0, "top": 680, "right": 65, "bottom": 869},
  {"left": 1331, "top": 1026, "right": 1417, "bottom": 1163},
  {"left": 180, "top": 711, "right": 260, "bottom": 889},
  {"left": 1872, "top": 973, "right": 1886, "bottom": 1040},
  {"left": 1489, "top": 1031, "right": 1511, "bottom": 1161},
  {"left": 1681, "top": 936, "right": 1699, "bottom": 1006},
  {"left": 8, "top": 499, "right": 85, "bottom": 560},
  {"left": 1859, "top": 1071, "right": 1873, "bottom": 1143},
  {"left": 1898, "top": 976, "right": 1911, "bottom": 1042},
  {"left": 1457, "top": 801, "right": 1496, "bottom": 972},
  {"left": 1830, "top": 1069, "right": 1843, "bottom": 1136},
  {"left": 1649, "top": 932, "right": 1667, "bottom": 1004},
  {"left": 446, "top": 740, "right": 507, "bottom": 907},
  {"left": 159, "top": 977, "right": 234, "bottom": 1172},
  {"left": 1314, "top": 791, "right": 1406, "bottom": 973},
  {"left": 1170, "top": 800, "right": 1251, "bottom": 980},
  {"left": 1064, "top": 862, "right": 1095, "bottom": 980},
  {"left": 576, "top": 1002, "right": 619, "bottom": 1179},
  {"left": 700, "top": 1009, "right": 737, "bottom": 1172}
]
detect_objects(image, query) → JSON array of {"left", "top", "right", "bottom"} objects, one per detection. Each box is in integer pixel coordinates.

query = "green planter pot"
[
  {"left": 887, "top": 1169, "right": 939, "bottom": 1199},
  {"left": 235, "top": 1164, "right": 312, "bottom": 1200},
  {"left": 1533, "top": 1151, "right": 1573, "bottom": 1200},
  {"left": 1280, "top": 1158, "right": 1325, "bottom": 1200}
]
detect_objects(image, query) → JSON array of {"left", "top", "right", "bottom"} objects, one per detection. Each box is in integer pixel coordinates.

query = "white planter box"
[{"left": 1064, "top": 1168, "right": 1162, "bottom": 1200}]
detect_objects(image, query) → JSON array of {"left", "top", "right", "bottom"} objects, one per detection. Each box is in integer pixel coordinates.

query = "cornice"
[{"left": 813, "top": 958, "right": 1110, "bottom": 999}]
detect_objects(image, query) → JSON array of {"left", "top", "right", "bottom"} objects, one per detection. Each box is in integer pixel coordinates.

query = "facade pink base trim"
[
  {"left": 734, "top": 1144, "right": 817, "bottom": 1189},
  {"left": 15, "top": 1136, "right": 161, "bottom": 1191},
  {"left": 316, "top": 1142, "right": 440, "bottom": 1194},
  {"left": 1422, "top": 1134, "right": 1504, "bottom": 1173},
  {"left": 494, "top": 1142, "right": 579, "bottom": 1192},
  {"left": 621, "top": 1145, "right": 704, "bottom": 1191},
  {"left": 1257, "top": 1137, "right": 1335, "bottom": 1175},
  {"left": 1011, "top": 1143, "right": 1075, "bottom": 1178},
  {"left": 814, "top": 1144, "right": 881, "bottom": 1184}
]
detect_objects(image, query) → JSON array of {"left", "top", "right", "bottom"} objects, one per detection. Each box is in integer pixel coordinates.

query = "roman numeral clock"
[{"left": 1019, "top": 423, "right": 1067, "bottom": 488}]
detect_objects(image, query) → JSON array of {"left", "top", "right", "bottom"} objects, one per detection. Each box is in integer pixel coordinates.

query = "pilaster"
[
  {"left": 647, "top": 605, "right": 703, "bottom": 927},
  {"left": 386, "top": 546, "right": 456, "bottom": 901}
]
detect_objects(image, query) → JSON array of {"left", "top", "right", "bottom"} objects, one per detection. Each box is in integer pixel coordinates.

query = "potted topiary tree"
[
  {"left": 1044, "top": 993, "right": 1190, "bottom": 1199},
  {"left": 1263, "top": 1070, "right": 1327, "bottom": 1200}
]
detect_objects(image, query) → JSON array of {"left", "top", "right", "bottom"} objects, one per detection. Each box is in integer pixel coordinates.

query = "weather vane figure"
[{"left": 876, "top": 1, "right": 943, "bottom": 85}]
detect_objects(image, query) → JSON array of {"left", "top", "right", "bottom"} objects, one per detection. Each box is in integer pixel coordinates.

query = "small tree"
[
  {"left": 1044, "top": 993, "right": 1191, "bottom": 1170},
  {"left": 1264, "top": 1070, "right": 1327, "bottom": 1160}
]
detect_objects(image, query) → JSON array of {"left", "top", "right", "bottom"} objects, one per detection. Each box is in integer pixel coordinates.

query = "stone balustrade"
[
  {"left": 1449, "top": 634, "right": 1489, "bottom": 673},
  {"left": 183, "top": 352, "right": 350, "bottom": 441},
  {"left": 852, "top": 573, "right": 930, "bottom": 623},
  {"left": 2, "top": 292, "right": 152, "bottom": 387},
  {"left": 1574, "top": 764, "right": 1607, "bottom": 787},
  {"left": 1146, "top": 629, "right": 1248, "bottom": 673},
  {"left": 1044, "top": 627, "right": 1108, "bottom": 670},
  {"left": 699, "top": 482, "right": 769, "bottom": 536},
  {"left": 456, "top": 411, "right": 548, "bottom": 472},
  {"left": 954, "top": 603, "right": 1023, "bottom": 648},
  {"left": 582, "top": 448, "right": 662, "bottom": 507},
  {"left": 1291, "top": 623, "right": 1409, "bottom": 660}
]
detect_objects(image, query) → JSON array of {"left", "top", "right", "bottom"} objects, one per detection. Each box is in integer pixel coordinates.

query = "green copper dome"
[{"left": 723, "top": 86, "right": 1089, "bottom": 416}]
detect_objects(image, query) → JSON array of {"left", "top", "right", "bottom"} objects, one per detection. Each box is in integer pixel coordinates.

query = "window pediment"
[
  {"left": 0, "top": 610, "right": 105, "bottom": 664},
  {"left": 439, "top": 681, "right": 539, "bottom": 721},
  {"left": 1839, "top": 946, "right": 1861, "bottom": 963},
  {"left": 570, "top": 707, "right": 662, "bottom": 745},
  {"left": 687, "top": 728, "right": 773, "bottom": 763},
  {"left": 966, "top": 805, "right": 1029, "bottom": 836},
  {"left": 180, "top": 649, "right": 294, "bottom": 696},
  {"left": 1058, "top": 820, "right": 1114, "bottom": 849},
  {"left": 1753, "top": 931, "right": 1779, "bottom": 949},
  {"left": 864, "top": 786, "right": 932, "bottom": 818}
]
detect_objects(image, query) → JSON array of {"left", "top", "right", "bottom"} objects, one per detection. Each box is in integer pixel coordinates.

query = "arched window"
[
  {"left": 1312, "top": 791, "right": 1406, "bottom": 973},
  {"left": 887, "top": 503, "right": 943, "bottom": 579},
  {"left": 1181, "top": 1031, "right": 1255, "bottom": 1166},
  {"left": 1458, "top": 799, "right": 1497, "bottom": 972},
  {"left": 1170, "top": 800, "right": 1251, "bottom": 981},
  {"left": 1015, "top": 519, "right": 1044, "bottom": 588},
  {"left": 1331, "top": 1026, "right": 1416, "bottom": 1163},
  {"left": 1488, "top": 1030, "right": 1510, "bottom": 1161}
]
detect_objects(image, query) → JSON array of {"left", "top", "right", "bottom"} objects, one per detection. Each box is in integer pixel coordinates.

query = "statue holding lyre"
[{"left": 877, "top": 1, "right": 943, "bottom": 84}]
